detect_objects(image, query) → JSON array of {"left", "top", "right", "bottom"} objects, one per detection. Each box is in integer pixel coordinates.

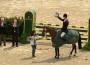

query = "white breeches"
[{"left": 61, "top": 32, "right": 66, "bottom": 37}]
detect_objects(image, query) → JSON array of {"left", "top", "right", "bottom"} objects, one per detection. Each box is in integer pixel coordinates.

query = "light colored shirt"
[
  {"left": 30, "top": 36, "right": 37, "bottom": 45},
  {"left": 28, "top": 35, "right": 42, "bottom": 45}
]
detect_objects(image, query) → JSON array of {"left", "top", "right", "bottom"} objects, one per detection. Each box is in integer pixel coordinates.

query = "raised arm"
[
  {"left": 57, "top": 16, "right": 64, "bottom": 21},
  {"left": 55, "top": 12, "right": 64, "bottom": 21}
]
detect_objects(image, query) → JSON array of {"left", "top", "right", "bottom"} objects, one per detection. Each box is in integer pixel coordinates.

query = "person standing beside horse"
[
  {"left": 12, "top": 18, "right": 19, "bottom": 47},
  {"left": 55, "top": 13, "right": 69, "bottom": 41},
  {"left": 0, "top": 17, "right": 6, "bottom": 46},
  {"left": 29, "top": 30, "right": 37, "bottom": 57}
]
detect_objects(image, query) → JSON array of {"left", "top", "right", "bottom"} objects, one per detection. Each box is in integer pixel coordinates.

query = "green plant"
[
  {"left": 0, "top": 17, "right": 24, "bottom": 41},
  {"left": 83, "top": 42, "right": 90, "bottom": 51},
  {"left": 20, "top": 33, "right": 28, "bottom": 44}
]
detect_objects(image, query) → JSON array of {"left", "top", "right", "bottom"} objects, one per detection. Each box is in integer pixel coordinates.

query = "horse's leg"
[
  {"left": 78, "top": 32, "right": 82, "bottom": 49},
  {"left": 73, "top": 44, "right": 77, "bottom": 56},
  {"left": 55, "top": 47, "right": 57, "bottom": 58},
  {"left": 69, "top": 44, "right": 75, "bottom": 57},
  {"left": 57, "top": 47, "right": 60, "bottom": 59},
  {"left": 55, "top": 47, "right": 59, "bottom": 59}
]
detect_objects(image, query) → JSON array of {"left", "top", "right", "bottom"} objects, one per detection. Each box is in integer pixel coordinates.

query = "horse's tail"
[{"left": 78, "top": 32, "right": 82, "bottom": 49}]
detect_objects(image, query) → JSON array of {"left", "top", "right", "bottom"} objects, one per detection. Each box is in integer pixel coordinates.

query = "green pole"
[{"left": 88, "top": 18, "right": 90, "bottom": 43}]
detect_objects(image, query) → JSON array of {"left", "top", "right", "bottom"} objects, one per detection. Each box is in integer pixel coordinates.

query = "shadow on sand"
[
  {"left": 22, "top": 56, "right": 77, "bottom": 63},
  {"left": 21, "top": 56, "right": 35, "bottom": 60},
  {"left": 35, "top": 56, "right": 77, "bottom": 63},
  {"left": 3, "top": 47, "right": 15, "bottom": 51}
]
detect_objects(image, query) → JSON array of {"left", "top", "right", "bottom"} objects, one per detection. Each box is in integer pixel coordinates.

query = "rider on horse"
[{"left": 55, "top": 13, "right": 69, "bottom": 41}]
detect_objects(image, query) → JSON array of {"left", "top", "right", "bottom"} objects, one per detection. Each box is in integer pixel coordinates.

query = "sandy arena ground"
[
  {"left": 0, "top": 0, "right": 90, "bottom": 26},
  {"left": 0, "top": 40, "right": 90, "bottom": 65}
]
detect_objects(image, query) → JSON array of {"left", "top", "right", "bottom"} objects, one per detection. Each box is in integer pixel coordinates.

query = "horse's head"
[
  {"left": 42, "top": 26, "right": 57, "bottom": 38},
  {"left": 42, "top": 26, "right": 48, "bottom": 37}
]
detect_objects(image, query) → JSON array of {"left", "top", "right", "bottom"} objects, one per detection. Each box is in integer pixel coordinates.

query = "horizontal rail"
[{"left": 35, "top": 22, "right": 88, "bottom": 29}]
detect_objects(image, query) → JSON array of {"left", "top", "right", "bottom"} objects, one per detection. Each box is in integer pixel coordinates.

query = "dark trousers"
[
  {"left": 12, "top": 33, "right": 18, "bottom": 47},
  {"left": 31, "top": 45, "right": 36, "bottom": 57},
  {"left": 61, "top": 27, "right": 67, "bottom": 32},
  {"left": 0, "top": 34, "right": 6, "bottom": 46}
]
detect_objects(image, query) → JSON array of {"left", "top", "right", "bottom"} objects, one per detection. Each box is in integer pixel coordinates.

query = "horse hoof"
[
  {"left": 73, "top": 54, "right": 76, "bottom": 56},
  {"left": 56, "top": 57, "right": 59, "bottom": 59}
]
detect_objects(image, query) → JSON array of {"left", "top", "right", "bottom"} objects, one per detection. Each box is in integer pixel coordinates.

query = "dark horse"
[{"left": 42, "top": 26, "right": 82, "bottom": 59}]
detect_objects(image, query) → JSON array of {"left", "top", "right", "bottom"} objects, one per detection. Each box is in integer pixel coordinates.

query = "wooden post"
[{"left": 88, "top": 18, "right": 90, "bottom": 43}]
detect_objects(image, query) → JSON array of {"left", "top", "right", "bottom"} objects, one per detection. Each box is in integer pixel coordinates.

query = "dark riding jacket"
[{"left": 57, "top": 17, "right": 69, "bottom": 32}]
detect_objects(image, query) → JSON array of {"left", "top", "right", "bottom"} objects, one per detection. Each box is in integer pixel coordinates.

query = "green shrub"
[
  {"left": 83, "top": 42, "right": 90, "bottom": 51},
  {"left": 20, "top": 33, "right": 28, "bottom": 44},
  {"left": 0, "top": 17, "right": 24, "bottom": 41}
]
